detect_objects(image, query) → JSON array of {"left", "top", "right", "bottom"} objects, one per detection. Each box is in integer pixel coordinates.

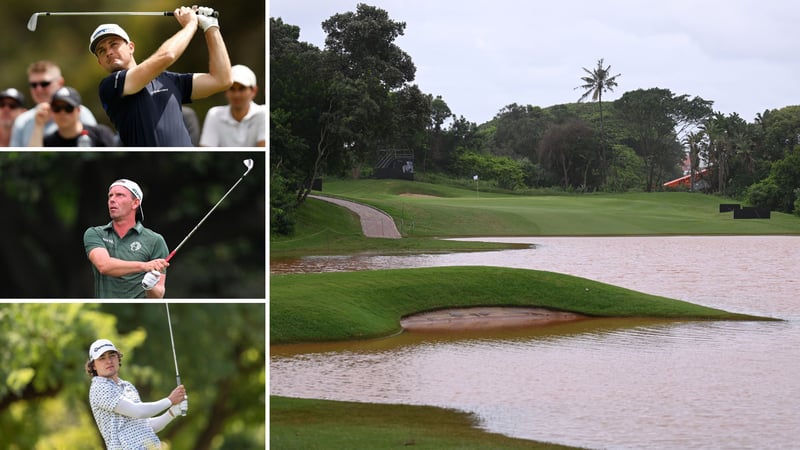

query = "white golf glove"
[
  {"left": 141, "top": 270, "right": 161, "bottom": 290},
  {"left": 196, "top": 6, "right": 219, "bottom": 32},
  {"left": 169, "top": 403, "right": 183, "bottom": 418}
]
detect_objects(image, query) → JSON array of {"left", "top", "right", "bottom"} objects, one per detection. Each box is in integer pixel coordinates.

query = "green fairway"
[
  {"left": 271, "top": 179, "right": 800, "bottom": 258},
  {"left": 320, "top": 179, "right": 800, "bottom": 236}
]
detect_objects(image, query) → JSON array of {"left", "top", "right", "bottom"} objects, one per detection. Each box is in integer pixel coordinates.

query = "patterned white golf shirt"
[{"left": 90, "top": 376, "right": 161, "bottom": 449}]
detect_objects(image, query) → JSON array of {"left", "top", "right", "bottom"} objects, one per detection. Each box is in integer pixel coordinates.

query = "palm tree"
[{"left": 576, "top": 58, "right": 621, "bottom": 181}]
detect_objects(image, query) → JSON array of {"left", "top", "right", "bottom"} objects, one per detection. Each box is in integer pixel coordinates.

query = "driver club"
[
  {"left": 165, "top": 159, "right": 254, "bottom": 263},
  {"left": 27, "top": 10, "right": 219, "bottom": 32}
]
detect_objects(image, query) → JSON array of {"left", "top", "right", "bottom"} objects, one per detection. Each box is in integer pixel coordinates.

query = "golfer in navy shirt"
[{"left": 89, "top": 6, "right": 232, "bottom": 146}]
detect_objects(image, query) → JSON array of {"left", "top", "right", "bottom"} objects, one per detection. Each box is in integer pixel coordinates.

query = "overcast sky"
[{"left": 270, "top": 1, "right": 800, "bottom": 125}]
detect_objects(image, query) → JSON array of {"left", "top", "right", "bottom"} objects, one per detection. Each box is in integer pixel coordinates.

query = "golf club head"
[
  {"left": 27, "top": 13, "right": 40, "bottom": 32},
  {"left": 243, "top": 159, "right": 254, "bottom": 176}
]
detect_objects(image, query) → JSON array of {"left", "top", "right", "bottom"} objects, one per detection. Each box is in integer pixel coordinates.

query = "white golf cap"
[
  {"left": 109, "top": 178, "right": 143, "bottom": 201},
  {"left": 231, "top": 64, "right": 257, "bottom": 88},
  {"left": 89, "top": 339, "right": 118, "bottom": 361},
  {"left": 109, "top": 179, "right": 145, "bottom": 221},
  {"left": 89, "top": 23, "right": 130, "bottom": 54}
]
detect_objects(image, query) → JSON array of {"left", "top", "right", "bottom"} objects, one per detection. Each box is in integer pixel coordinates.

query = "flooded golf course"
[{"left": 271, "top": 236, "right": 800, "bottom": 449}]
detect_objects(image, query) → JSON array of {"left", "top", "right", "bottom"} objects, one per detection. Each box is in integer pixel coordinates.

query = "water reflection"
[{"left": 271, "top": 236, "right": 800, "bottom": 449}]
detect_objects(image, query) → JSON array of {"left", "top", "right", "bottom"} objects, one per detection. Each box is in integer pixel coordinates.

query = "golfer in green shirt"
[{"left": 84, "top": 179, "right": 169, "bottom": 298}]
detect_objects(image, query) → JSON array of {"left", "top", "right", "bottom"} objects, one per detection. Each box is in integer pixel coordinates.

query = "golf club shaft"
[
  {"left": 166, "top": 161, "right": 253, "bottom": 262},
  {"left": 28, "top": 10, "right": 218, "bottom": 31},
  {"left": 33, "top": 10, "right": 218, "bottom": 17},
  {"left": 165, "top": 303, "right": 187, "bottom": 416},
  {"left": 165, "top": 303, "right": 181, "bottom": 381}
]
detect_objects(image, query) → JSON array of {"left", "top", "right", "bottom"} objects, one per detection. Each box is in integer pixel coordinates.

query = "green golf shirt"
[{"left": 84, "top": 221, "right": 169, "bottom": 298}]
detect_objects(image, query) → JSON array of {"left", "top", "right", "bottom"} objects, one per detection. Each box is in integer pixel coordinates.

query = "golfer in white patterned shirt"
[{"left": 87, "top": 339, "right": 187, "bottom": 449}]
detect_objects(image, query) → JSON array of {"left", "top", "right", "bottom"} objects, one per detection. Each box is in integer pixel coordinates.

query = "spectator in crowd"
[
  {"left": 28, "top": 86, "right": 116, "bottom": 147},
  {"left": 199, "top": 64, "right": 265, "bottom": 147},
  {"left": 0, "top": 88, "right": 26, "bottom": 147},
  {"left": 9, "top": 60, "right": 97, "bottom": 147}
]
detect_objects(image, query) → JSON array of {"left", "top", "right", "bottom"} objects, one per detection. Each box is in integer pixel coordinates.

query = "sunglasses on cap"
[{"left": 51, "top": 103, "right": 75, "bottom": 113}]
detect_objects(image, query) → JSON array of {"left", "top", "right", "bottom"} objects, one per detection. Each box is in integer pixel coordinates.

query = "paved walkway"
[{"left": 309, "top": 195, "right": 402, "bottom": 239}]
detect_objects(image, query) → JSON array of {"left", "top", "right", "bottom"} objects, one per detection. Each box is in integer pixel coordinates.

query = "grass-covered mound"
[{"left": 270, "top": 266, "right": 767, "bottom": 344}]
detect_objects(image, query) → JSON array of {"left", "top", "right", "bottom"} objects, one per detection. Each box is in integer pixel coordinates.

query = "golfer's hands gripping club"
[
  {"left": 141, "top": 270, "right": 162, "bottom": 290},
  {"left": 194, "top": 6, "right": 219, "bottom": 31},
  {"left": 168, "top": 384, "right": 188, "bottom": 416}
]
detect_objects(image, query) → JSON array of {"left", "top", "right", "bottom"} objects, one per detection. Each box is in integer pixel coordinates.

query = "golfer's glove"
[
  {"left": 196, "top": 6, "right": 219, "bottom": 31},
  {"left": 169, "top": 404, "right": 183, "bottom": 418},
  {"left": 141, "top": 270, "right": 161, "bottom": 290}
]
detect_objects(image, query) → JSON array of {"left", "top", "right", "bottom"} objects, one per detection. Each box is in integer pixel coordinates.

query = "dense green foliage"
[
  {"left": 271, "top": 396, "right": 579, "bottom": 450},
  {"left": 1, "top": 0, "right": 265, "bottom": 129},
  {"left": 270, "top": 266, "right": 764, "bottom": 344},
  {"left": 271, "top": 4, "right": 800, "bottom": 235},
  {"left": 1, "top": 303, "right": 265, "bottom": 449},
  {"left": 0, "top": 152, "right": 265, "bottom": 298}
]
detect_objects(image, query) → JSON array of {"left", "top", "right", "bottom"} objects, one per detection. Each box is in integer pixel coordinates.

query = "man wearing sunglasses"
[
  {"left": 8, "top": 60, "right": 98, "bottom": 147},
  {"left": 0, "top": 88, "right": 26, "bottom": 147},
  {"left": 28, "top": 86, "right": 117, "bottom": 147}
]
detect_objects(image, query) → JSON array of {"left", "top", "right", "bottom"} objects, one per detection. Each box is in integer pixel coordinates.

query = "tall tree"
[
  {"left": 576, "top": 58, "right": 621, "bottom": 180},
  {"left": 614, "top": 88, "right": 683, "bottom": 191},
  {"left": 537, "top": 119, "right": 603, "bottom": 190},
  {"left": 424, "top": 95, "right": 454, "bottom": 172},
  {"left": 489, "top": 103, "right": 549, "bottom": 160},
  {"left": 320, "top": 4, "right": 419, "bottom": 175}
]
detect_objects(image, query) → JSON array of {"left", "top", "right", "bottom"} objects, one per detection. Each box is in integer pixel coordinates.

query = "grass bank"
[
  {"left": 271, "top": 396, "right": 580, "bottom": 450},
  {"left": 270, "top": 266, "right": 767, "bottom": 344},
  {"left": 271, "top": 179, "right": 800, "bottom": 258},
  {"left": 270, "top": 194, "right": 526, "bottom": 258}
]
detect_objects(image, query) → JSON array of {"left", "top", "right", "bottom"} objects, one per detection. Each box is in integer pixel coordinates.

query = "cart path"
[{"left": 309, "top": 195, "right": 402, "bottom": 239}]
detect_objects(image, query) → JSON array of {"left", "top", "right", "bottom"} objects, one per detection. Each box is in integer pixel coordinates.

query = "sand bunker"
[
  {"left": 398, "top": 193, "right": 440, "bottom": 198},
  {"left": 400, "top": 307, "right": 587, "bottom": 332}
]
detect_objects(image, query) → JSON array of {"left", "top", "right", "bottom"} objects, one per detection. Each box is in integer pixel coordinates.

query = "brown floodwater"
[{"left": 270, "top": 236, "right": 800, "bottom": 449}]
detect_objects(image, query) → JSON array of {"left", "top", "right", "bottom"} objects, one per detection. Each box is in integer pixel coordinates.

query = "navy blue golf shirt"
[{"left": 99, "top": 70, "right": 193, "bottom": 146}]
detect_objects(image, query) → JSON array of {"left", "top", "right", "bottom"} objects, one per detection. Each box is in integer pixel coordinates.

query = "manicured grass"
[
  {"left": 271, "top": 396, "right": 581, "bottom": 450},
  {"left": 270, "top": 266, "right": 766, "bottom": 344},
  {"left": 271, "top": 179, "right": 800, "bottom": 258},
  {"left": 321, "top": 179, "right": 800, "bottom": 237},
  {"left": 270, "top": 195, "right": 527, "bottom": 258}
]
